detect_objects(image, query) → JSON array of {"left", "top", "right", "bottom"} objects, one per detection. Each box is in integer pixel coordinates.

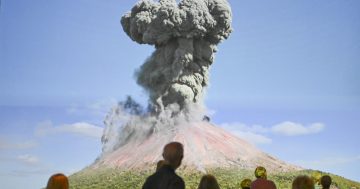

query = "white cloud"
[
  {"left": 67, "top": 98, "right": 118, "bottom": 117},
  {"left": 35, "top": 121, "right": 103, "bottom": 138},
  {"left": 293, "top": 155, "right": 360, "bottom": 168},
  {"left": 220, "top": 123, "right": 272, "bottom": 144},
  {"left": 0, "top": 138, "right": 38, "bottom": 150},
  {"left": 219, "top": 121, "right": 325, "bottom": 144},
  {"left": 271, "top": 122, "right": 325, "bottom": 136},
  {"left": 233, "top": 131, "right": 272, "bottom": 144},
  {"left": 0, "top": 154, "right": 41, "bottom": 167},
  {"left": 221, "top": 122, "right": 269, "bottom": 133},
  {"left": 6, "top": 168, "right": 52, "bottom": 177},
  {"left": 16, "top": 154, "right": 40, "bottom": 165}
]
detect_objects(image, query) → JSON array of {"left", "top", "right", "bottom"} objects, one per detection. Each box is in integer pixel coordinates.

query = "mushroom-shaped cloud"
[{"left": 121, "top": 0, "right": 232, "bottom": 114}]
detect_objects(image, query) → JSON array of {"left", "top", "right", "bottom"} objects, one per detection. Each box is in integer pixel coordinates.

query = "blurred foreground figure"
[
  {"left": 46, "top": 173, "right": 69, "bottom": 189},
  {"left": 156, "top": 160, "right": 165, "bottom": 172},
  {"left": 320, "top": 175, "right": 332, "bottom": 189},
  {"left": 240, "top": 178, "right": 252, "bottom": 189},
  {"left": 198, "top": 174, "right": 220, "bottom": 189},
  {"left": 250, "top": 166, "right": 277, "bottom": 189},
  {"left": 292, "top": 175, "right": 315, "bottom": 189},
  {"left": 142, "top": 142, "right": 185, "bottom": 189},
  {"left": 311, "top": 171, "right": 322, "bottom": 189}
]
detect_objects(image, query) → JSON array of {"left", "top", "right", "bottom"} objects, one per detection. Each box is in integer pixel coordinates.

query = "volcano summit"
[{"left": 87, "top": 0, "right": 301, "bottom": 173}]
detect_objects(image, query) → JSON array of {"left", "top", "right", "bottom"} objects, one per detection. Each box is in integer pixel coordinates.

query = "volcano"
[
  {"left": 91, "top": 119, "right": 300, "bottom": 173},
  {"left": 86, "top": 0, "right": 301, "bottom": 174}
]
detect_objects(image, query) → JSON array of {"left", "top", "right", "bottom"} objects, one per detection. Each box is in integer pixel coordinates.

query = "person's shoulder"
[
  {"left": 250, "top": 178, "right": 260, "bottom": 186},
  {"left": 267, "top": 180, "right": 277, "bottom": 189},
  {"left": 268, "top": 180, "right": 276, "bottom": 184},
  {"left": 142, "top": 173, "right": 156, "bottom": 189},
  {"left": 251, "top": 178, "right": 264, "bottom": 183},
  {"left": 171, "top": 174, "right": 185, "bottom": 189},
  {"left": 144, "top": 172, "right": 159, "bottom": 182}
]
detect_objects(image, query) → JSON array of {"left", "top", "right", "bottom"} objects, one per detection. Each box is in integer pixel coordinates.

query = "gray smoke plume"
[{"left": 121, "top": 0, "right": 232, "bottom": 114}]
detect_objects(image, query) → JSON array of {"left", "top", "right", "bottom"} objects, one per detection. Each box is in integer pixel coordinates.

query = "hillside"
[
  {"left": 69, "top": 168, "right": 360, "bottom": 189},
  {"left": 92, "top": 121, "right": 299, "bottom": 172}
]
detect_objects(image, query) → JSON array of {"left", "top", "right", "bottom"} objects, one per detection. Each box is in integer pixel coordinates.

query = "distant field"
[{"left": 69, "top": 168, "right": 360, "bottom": 189}]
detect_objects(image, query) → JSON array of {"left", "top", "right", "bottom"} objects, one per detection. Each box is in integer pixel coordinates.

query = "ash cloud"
[
  {"left": 100, "top": 0, "right": 232, "bottom": 154},
  {"left": 101, "top": 96, "right": 206, "bottom": 153},
  {"left": 121, "top": 0, "right": 232, "bottom": 114}
]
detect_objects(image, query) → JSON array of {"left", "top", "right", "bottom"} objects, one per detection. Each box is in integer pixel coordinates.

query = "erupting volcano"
[{"left": 90, "top": 0, "right": 300, "bottom": 173}]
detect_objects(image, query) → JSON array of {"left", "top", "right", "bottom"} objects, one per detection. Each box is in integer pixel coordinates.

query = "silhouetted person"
[
  {"left": 156, "top": 160, "right": 165, "bottom": 172},
  {"left": 311, "top": 171, "right": 322, "bottom": 189},
  {"left": 240, "top": 178, "right": 252, "bottom": 189},
  {"left": 142, "top": 142, "right": 185, "bottom": 189},
  {"left": 250, "top": 166, "right": 277, "bottom": 189},
  {"left": 46, "top": 173, "right": 69, "bottom": 189},
  {"left": 198, "top": 174, "right": 220, "bottom": 189},
  {"left": 292, "top": 175, "right": 315, "bottom": 189},
  {"left": 320, "top": 175, "right": 332, "bottom": 189}
]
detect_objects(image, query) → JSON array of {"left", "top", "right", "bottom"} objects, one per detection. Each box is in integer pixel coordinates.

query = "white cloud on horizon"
[
  {"left": 292, "top": 155, "right": 360, "bottom": 168},
  {"left": 234, "top": 131, "right": 273, "bottom": 144},
  {"left": 0, "top": 138, "right": 38, "bottom": 150},
  {"left": 4, "top": 168, "right": 52, "bottom": 177},
  {"left": 67, "top": 98, "right": 118, "bottom": 117},
  {"left": 220, "top": 123, "right": 272, "bottom": 144},
  {"left": 35, "top": 121, "right": 103, "bottom": 138},
  {"left": 220, "top": 121, "right": 325, "bottom": 144},
  {"left": 272, "top": 122, "right": 325, "bottom": 136},
  {"left": 16, "top": 154, "right": 40, "bottom": 166},
  {"left": 0, "top": 154, "right": 41, "bottom": 167}
]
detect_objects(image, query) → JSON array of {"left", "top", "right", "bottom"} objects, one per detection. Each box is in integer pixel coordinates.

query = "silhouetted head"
[
  {"left": 254, "top": 166, "right": 267, "bottom": 179},
  {"left": 292, "top": 175, "right": 314, "bottom": 189},
  {"left": 240, "top": 178, "right": 252, "bottom": 189},
  {"left": 46, "top": 173, "right": 69, "bottom": 189},
  {"left": 320, "top": 175, "right": 332, "bottom": 189},
  {"left": 156, "top": 160, "right": 165, "bottom": 171},
  {"left": 198, "top": 174, "right": 220, "bottom": 189},
  {"left": 311, "top": 171, "right": 322, "bottom": 184},
  {"left": 162, "top": 142, "right": 184, "bottom": 169}
]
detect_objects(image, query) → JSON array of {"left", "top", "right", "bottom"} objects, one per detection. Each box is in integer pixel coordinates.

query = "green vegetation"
[{"left": 69, "top": 168, "right": 360, "bottom": 189}]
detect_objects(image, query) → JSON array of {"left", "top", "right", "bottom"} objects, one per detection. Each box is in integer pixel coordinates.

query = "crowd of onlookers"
[{"left": 45, "top": 142, "right": 336, "bottom": 189}]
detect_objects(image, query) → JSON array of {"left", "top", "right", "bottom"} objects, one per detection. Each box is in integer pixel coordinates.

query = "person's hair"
[
  {"left": 292, "top": 175, "right": 314, "bottom": 189},
  {"left": 162, "top": 142, "right": 184, "bottom": 168},
  {"left": 198, "top": 174, "right": 220, "bottom": 189},
  {"left": 254, "top": 166, "right": 267, "bottom": 179},
  {"left": 240, "top": 178, "right": 251, "bottom": 189},
  {"left": 46, "top": 173, "right": 69, "bottom": 189},
  {"left": 320, "top": 175, "right": 332, "bottom": 189},
  {"left": 311, "top": 171, "right": 322, "bottom": 184},
  {"left": 156, "top": 160, "right": 165, "bottom": 171}
]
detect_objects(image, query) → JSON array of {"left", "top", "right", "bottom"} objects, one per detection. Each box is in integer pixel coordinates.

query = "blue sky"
[{"left": 1, "top": 0, "right": 360, "bottom": 188}]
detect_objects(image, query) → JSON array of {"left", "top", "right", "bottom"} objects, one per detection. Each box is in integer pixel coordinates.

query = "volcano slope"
[
  {"left": 92, "top": 121, "right": 299, "bottom": 172},
  {"left": 69, "top": 120, "right": 360, "bottom": 189}
]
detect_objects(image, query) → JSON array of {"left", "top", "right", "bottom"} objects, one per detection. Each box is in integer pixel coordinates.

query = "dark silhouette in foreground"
[
  {"left": 311, "top": 171, "right": 322, "bottom": 189},
  {"left": 142, "top": 142, "right": 185, "bottom": 189},
  {"left": 46, "top": 173, "right": 69, "bottom": 189},
  {"left": 156, "top": 160, "right": 165, "bottom": 172},
  {"left": 292, "top": 175, "right": 315, "bottom": 189},
  {"left": 198, "top": 174, "right": 220, "bottom": 189},
  {"left": 241, "top": 178, "right": 252, "bottom": 189},
  {"left": 250, "top": 166, "right": 277, "bottom": 189},
  {"left": 320, "top": 175, "right": 332, "bottom": 189}
]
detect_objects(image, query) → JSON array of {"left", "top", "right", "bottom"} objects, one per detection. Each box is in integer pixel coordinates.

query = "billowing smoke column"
[
  {"left": 100, "top": 0, "right": 232, "bottom": 154},
  {"left": 121, "top": 0, "right": 232, "bottom": 114}
]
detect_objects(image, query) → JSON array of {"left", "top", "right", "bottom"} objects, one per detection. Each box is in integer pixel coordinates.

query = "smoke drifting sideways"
[
  {"left": 121, "top": 0, "right": 232, "bottom": 114},
  {"left": 100, "top": 0, "right": 232, "bottom": 154},
  {"left": 101, "top": 96, "right": 206, "bottom": 153}
]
